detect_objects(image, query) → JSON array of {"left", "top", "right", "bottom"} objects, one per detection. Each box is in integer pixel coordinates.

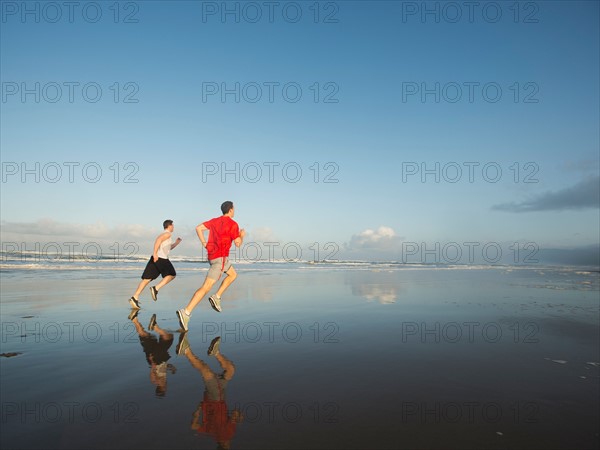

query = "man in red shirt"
[
  {"left": 176, "top": 335, "right": 243, "bottom": 448},
  {"left": 177, "top": 201, "right": 245, "bottom": 331}
]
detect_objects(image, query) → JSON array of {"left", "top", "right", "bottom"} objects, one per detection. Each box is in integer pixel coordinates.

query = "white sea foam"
[{"left": 1, "top": 257, "right": 598, "bottom": 275}]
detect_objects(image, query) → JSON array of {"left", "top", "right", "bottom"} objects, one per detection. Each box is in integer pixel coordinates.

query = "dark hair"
[
  {"left": 163, "top": 219, "right": 173, "bottom": 229},
  {"left": 221, "top": 201, "right": 234, "bottom": 215}
]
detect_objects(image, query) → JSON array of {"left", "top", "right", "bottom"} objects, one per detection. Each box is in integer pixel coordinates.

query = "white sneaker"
[
  {"left": 208, "top": 295, "right": 222, "bottom": 313},
  {"left": 176, "top": 309, "right": 190, "bottom": 331},
  {"left": 129, "top": 297, "right": 141, "bottom": 309},
  {"left": 207, "top": 336, "right": 221, "bottom": 356}
]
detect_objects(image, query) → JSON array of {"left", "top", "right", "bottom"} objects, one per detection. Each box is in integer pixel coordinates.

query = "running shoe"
[
  {"left": 176, "top": 332, "right": 190, "bottom": 355},
  {"left": 176, "top": 309, "right": 190, "bottom": 332},
  {"left": 129, "top": 297, "right": 141, "bottom": 309},
  {"left": 148, "top": 314, "right": 157, "bottom": 331},
  {"left": 208, "top": 295, "right": 222, "bottom": 313},
  {"left": 128, "top": 309, "right": 139, "bottom": 321},
  {"left": 207, "top": 336, "right": 221, "bottom": 356}
]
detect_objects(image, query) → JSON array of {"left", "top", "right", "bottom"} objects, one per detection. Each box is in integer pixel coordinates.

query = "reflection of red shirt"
[
  {"left": 196, "top": 396, "right": 237, "bottom": 443},
  {"left": 203, "top": 216, "right": 240, "bottom": 260}
]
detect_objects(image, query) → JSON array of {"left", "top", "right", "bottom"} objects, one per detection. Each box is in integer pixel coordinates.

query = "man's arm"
[
  {"left": 153, "top": 232, "right": 170, "bottom": 262},
  {"left": 170, "top": 237, "right": 182, "bottom": 250},
  {"left": 233, "top": 229, "right": 245, "bottom": 248},
  {"left": 196, "top": 224, "right": 209, "bottom": 248}
]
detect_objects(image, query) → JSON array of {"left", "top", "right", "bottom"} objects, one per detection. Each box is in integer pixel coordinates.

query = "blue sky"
[{"left": 1, "top": 1, "right": 599, "bottom": 262}]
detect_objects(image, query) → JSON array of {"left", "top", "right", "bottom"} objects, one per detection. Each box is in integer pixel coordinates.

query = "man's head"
[
  {"left": 221, "top": 201, "right": 234, "bottom": 216},
  {"left": 163, "top": 219, "right": 174, "bottom": 231}
]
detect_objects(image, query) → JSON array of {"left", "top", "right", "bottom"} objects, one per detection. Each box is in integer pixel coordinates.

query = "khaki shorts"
[{"left": 206, "top": 257, "right": 232, "bottom": 281}]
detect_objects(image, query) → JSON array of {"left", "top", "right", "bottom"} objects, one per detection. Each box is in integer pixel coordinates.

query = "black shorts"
[
  {"left": 141, "top": 257, "right": 176, "bottom": 280},
  {"left": 139, "top": 335, "right": 173, "bottom": 366}
]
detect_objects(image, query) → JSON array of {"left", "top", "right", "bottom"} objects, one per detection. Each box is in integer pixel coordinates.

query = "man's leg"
[
  {"left": 215, "top": 353, "right": 236, "bottom": 381},
  {"left": 177, "top": 278, "right": 215, "bottom": 331},
  {"left": 184, "top": 347, "right": 218, "bottom": 382},
  {"left": 133, "top": 279, "right": 152, "bottom": 299},
  {"left": 214, "top": 266, "right": 237, "bottom": 298},
  {"left": 151, "top": 259, "right": 177, "bottom": 300},
  {"left": 155, "top": 275, "right": 175, "bottom": 292},
  {"left": 177, "top": 260, "right": 221, "bottom": 330},
  {"left": 131, "top": 317, "right": 151, "bottom": 338},
  {"left": 153, "top": 323, "right": 173, "bottom": 341},
  {"left": 184, "top": 277, "right": 217, "bottom": 314},
  {"left": 136, "top": 257, "right": 160, "bottom": 300},
  {"left": 207, "top": 265, "right": 237, "bottom": 312}
]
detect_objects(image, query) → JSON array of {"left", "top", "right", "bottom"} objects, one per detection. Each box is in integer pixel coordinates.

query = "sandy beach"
[
  {"left": 1, "top": 266, "right": 598, "bottom": 449},
  {"left": 3, "top": 0, "right": 599, "bottom": 448}
]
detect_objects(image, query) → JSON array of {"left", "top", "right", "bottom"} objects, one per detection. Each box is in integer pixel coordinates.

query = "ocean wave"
[{"left": 1, "top": 260, "right": 598, "bottom": 273}]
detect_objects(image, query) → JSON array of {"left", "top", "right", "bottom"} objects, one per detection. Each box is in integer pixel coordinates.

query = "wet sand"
[{"left": 1, "top": 267, "right": 599, "bottom": 449}]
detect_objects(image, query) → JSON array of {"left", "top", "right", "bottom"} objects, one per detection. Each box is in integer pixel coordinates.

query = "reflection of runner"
[
  {"left": 129, "top": 219, "right": 182, "bottom": 309},
  {"left": 176, "top": 335, "right": 243, "bottom": 448},
  {"left": 176, "top": 202, "right": 245, "bottom": 331},
  {"left": 129, "top": 310, "right": 176, "bottom": 397}
]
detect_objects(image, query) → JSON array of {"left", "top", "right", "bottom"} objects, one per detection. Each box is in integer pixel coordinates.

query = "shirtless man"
[{"left": 129, "top": 220, "right": 182, "bottom": 309}]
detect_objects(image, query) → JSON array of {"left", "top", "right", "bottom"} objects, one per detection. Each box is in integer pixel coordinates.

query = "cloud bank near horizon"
[{"left": 492, "top": 175, "right": 599, "bottom": 213}]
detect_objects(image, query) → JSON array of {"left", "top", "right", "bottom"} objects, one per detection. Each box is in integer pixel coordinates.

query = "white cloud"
[
  {"left": 347, "top": 226, "right": 402, "bottom": 250},
  {"left": 248, "top": 226, "right": 277, "bottom": 243},
  {"left": 361, "top": 286, "right": 398, "bottom": 304},
  {"left": 0, "top": 218, "right": 157, "bottom": 245}
]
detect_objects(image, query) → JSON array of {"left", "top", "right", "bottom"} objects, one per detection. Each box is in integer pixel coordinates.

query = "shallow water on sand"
[{"left": 1, "top": 268, "right": 599, "bottom": 449}]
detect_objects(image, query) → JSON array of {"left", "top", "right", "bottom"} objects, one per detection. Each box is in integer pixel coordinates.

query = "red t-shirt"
[
  {"left": 195, "top": 398, "right": 237, "bottom": 443},
  {"left": 203, "top": 216, "right": 240, "bottom": 260}
]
